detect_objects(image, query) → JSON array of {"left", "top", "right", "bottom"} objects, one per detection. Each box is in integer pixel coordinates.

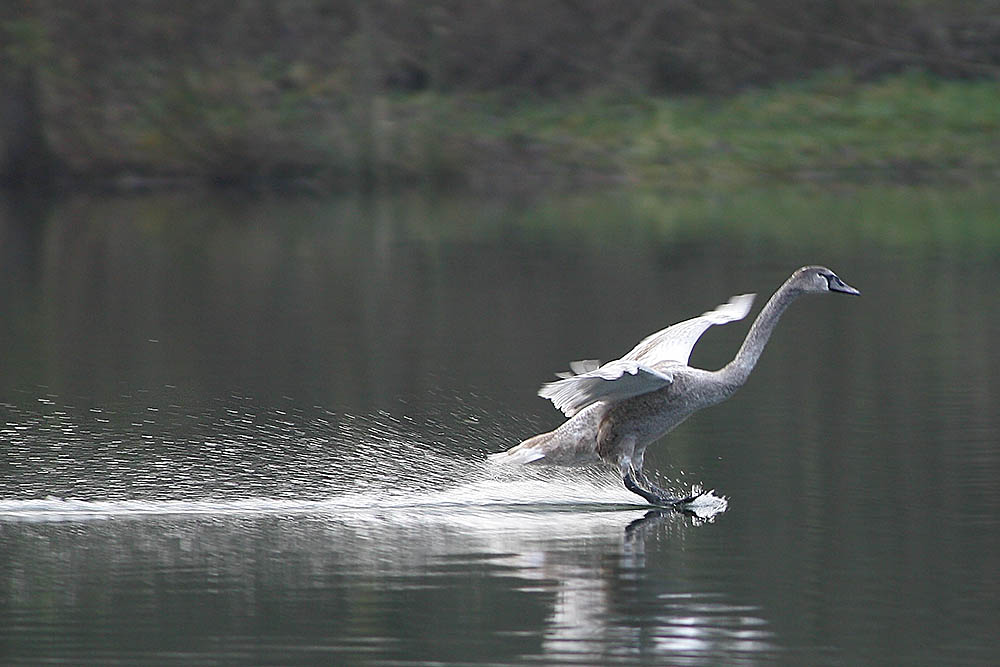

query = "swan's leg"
[
  {"left": 622, "top": 462, "right": 705, "bottom": 506},
  {"left": 610, "top": 436, "right": 702, "bottom": 506},
  {"left": 623, "top": 468, "right": 669, "bottom": 504},
  {"left": 637, "top": 469, "right": 706, "bottom": 504}
]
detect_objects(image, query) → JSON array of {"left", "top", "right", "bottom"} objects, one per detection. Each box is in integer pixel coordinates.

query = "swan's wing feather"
[
  {"left": 569, "top": 359, "right": 601, "bottom": 374},
  {"left": 623, "top": 293, "right": 756, "bottom": 365},
  {"left": 539, "top": 360, "right": 674, "bottom": 417},
  {"left": 554, "top": 360, "right": 600, "bottom": 379}
]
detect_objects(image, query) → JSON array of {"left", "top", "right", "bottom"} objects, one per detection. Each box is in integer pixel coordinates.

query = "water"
[{"left": 1, "top": 186, "right": 998, "bottom": 664}]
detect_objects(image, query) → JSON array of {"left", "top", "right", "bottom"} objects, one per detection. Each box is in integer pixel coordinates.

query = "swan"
[{"left": 489, "top": 266, "right": 859, "bottom": 505}]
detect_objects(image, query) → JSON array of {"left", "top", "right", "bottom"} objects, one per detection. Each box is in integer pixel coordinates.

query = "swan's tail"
[
  {"left": 489, "top": 410, "right": 604, "bottom": 466},
  {"left": 488, "top": 431, "right": 553, "bottom": 464}
]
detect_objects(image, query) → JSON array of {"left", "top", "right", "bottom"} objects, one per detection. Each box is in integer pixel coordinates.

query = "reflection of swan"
[{"left": 491, "top": 266, "right": 859, "bottom": 505}]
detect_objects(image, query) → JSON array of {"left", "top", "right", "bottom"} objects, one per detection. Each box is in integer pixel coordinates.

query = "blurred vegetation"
[
  {"left": 1, "top": 1, "right": 998, "bottom": 191},
  {"left": 512, "top": 183, "right": 1000, "bottom": 257}
]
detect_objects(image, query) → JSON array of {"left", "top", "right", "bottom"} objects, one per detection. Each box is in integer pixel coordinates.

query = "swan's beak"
[{"left": 830, "top": 275, "right": 860, "bottom": 295}]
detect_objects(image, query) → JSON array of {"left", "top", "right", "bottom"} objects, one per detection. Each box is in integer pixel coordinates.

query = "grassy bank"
[
  {"left": 35, "top": 72, "right": 1000, "bottom": 192},
  {"left": 423, "top": 72, "right": 1000, "bottom": 190}
]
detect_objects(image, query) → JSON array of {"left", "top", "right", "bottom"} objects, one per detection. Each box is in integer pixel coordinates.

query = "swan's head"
[{"left": 794, "top": 266, "right": 860, "bottom": 296}]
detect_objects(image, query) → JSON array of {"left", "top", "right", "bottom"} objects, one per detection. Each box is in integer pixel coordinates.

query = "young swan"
[{"left": 490, "top": 266, "right": 860, "bottom": 506}]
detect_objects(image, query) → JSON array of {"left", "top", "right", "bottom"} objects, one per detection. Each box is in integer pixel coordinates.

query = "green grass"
[
  {"left": 461, "top": 71, "right": 1000, "bottom": 188},
  {"left": 52, "top": 70, "right": 1000, "bottom": 191}
]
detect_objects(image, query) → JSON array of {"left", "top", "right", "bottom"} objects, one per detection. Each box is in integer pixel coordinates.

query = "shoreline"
[{"left": 4, "top": 73, "right": 999, "bottom": 195}]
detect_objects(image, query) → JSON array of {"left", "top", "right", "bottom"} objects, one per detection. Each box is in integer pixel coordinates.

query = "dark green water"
[{"left": 1, "top": 185, "right": 998, "bottom": 664}]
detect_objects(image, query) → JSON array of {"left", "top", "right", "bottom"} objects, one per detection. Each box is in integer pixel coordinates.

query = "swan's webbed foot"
[{"left": 623, "top": 470, "right": 705, "bottom": 507}]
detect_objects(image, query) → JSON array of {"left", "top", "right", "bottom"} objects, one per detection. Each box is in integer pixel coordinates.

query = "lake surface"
[{"left": 1, "top": 185, "right": 998, "bottom": 664}]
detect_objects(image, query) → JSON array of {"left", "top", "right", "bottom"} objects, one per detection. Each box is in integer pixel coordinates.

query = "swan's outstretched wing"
[
  {"left": 538, "top": 293, "right": 755, "bottom": 416},
  {"left": 539, "top": 360, "right": 675, "bottom": 417},
  {"left": 622, "top": 293, "right": 756, "bottom": 365}
]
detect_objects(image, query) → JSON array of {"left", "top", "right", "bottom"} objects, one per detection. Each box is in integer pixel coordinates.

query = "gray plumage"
[
  {"left": 538, "top": 293, "right": 756, "bottom": 418},
  {"left": 489, "top": 266, "right": 860, "bottom": 505}
]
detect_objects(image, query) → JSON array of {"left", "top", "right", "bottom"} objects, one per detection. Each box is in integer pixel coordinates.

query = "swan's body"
[{"left": 490, "top": 266, "right": 859, "bottom": 505}]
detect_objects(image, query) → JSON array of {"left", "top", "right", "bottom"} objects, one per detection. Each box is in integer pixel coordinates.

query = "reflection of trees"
[{"left": 26, "top": 194, "right": 451, "bottom": 408}]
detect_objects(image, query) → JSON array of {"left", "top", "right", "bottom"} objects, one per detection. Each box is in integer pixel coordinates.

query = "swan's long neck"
[{"left": 719, "top": 278, "right": 803, "bottom": 387}]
